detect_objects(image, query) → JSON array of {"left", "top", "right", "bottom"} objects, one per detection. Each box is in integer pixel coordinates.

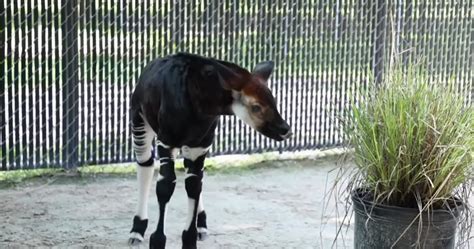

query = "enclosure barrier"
[{"left": 1, "top": 1, "right": 472, "bottom": 170}]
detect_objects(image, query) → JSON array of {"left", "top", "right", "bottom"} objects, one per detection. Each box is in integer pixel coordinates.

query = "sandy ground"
[{"left": 0, "top": 158, "right": 471, "bottom": 249}]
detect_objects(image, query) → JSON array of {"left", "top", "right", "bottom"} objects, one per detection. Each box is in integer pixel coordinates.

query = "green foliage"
[{"left": 345, "top": 64, "right": 473, "bottom": 208}]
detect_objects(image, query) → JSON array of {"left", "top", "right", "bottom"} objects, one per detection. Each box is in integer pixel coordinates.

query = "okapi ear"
[
  {"left": 252, "top": 61, "right": 274, "bottom": 82},
  {"left": 213, "top": 62, "right": 247, "bottom": 90}
]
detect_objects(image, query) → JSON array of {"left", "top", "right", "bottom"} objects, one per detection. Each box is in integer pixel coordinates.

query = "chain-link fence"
[{"left": 1, "top": 1, "right": 472, "bottom": 170}]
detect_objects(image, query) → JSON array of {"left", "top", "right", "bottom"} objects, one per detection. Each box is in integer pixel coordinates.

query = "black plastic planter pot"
[{"left": 352, "top": 189, "right": 462, "bottom": 249}]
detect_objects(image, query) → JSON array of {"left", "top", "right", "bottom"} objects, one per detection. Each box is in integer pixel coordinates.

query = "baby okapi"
[{"left": 128, "top": 53, "right": 292, "bottom": 249}]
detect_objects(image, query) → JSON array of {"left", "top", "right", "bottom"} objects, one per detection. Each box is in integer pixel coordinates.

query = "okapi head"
[{"left": 209, "top": 59, "right": 292, "bottom": 141}]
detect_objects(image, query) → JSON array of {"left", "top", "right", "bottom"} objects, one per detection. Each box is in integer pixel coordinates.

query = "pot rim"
[{"left": 351, "top": 187, "right": 464, "bottom": 222}]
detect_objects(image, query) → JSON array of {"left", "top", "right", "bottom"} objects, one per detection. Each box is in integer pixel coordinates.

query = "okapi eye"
[{"left": 251, "top": 105, "right": 262, "bottom": 113}]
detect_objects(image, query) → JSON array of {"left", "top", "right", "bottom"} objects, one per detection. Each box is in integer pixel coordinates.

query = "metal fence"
[{"left": 1, "top": 1, "right": 472, "bottom": 170}]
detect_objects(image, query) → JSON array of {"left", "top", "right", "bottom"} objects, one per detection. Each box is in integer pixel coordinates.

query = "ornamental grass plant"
[{"left": 344, "top": 64, "right": 473, "bottom": 210}]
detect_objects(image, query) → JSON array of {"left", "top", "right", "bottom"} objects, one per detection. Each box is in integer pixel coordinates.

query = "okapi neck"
[{"left": 188, "top": 80, "right": 235, "bottom": 116}]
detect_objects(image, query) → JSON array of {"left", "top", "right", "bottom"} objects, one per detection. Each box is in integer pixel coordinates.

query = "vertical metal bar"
[
  {"left": 333, "top": 0, "right": 341, "bottom": 147},
  {"left": 46, "top": 0, "right": 55, "bottom": 166},
  {"left": 104, "top": 0, "right": 111, "bottom": 163},
  {"left": 254, "top": 0, "right": 261, "bottom": 152},
  {"left": 5, "top": 1, "right": 12, "bottom": 169},
  {"left": 440, "top": 1, "right": 447, "bottom": 82},
  {"left": 321, "top": 1, "right": 328, "bottom": 146},
  {"left": 97, "top": 0, "right": 104, "bottom": 164},
  {"left": 455, "top": 0, "right": 462, "bottom": 100},
  {"left": 111, "top": 0, "right": 119, "bottom": 162},
  {"left": 336, "top": 0, "right": 344, "bottom": 146},
  {"left": 125, "top": 0, "right": 132, "bottom": 161},
  {"left": 299, "top": 0, "right": 306, "bottom": 149},
  {"left": 120, "top": 0, "right": 127, "bottom": 161},
  {"left": 372, "top": 0, "right": 387, "bottom": 85},
  {"left": 0, "top": 0, "right": 6, "bottom": 170},
  {"left": 329, "top": 1, "right": 336, "bottom": 147},
  {"left": 8, "top": 0, "right": 15, "bottom": 169},
  {"left": 317, "top": 1, "right": 324, "bottom": 147},
  {"left": 54, "top": 0, "right": 61, "bottom": 166},
  {"left": 308, "top": 1, "right": 316, "bottom": 147},
  {"left": 248, "top": 0, "right": 255, "bottom": 153},
  {"left": 300, "top": 0, "right": 308, "bottom": 149},
  {"left": 83, "top": 0, "right": 90, "bottom": 163},
  {"left": 39, "top": 1, "right": 48, "bottom": 167},
  {"left": 466, "top": 1, "right": 473, "bottom": 105},
  {"left": 402, "top": 0, "right": 413, "bottom": 65},
  {"left": 26, "top": 1, "right": 34, "bottom": 168},
  {"left": 19, "top": 1, "right": 27, "bottom": 168},
  {"left": 273, "top": 0, "right": 283, "bottom": 151},
  {"left": 127, "top": 0, "right": 137, "bottom": 160},
  {"left": 86, "top": 0, "right": 98, "bottom": 164},
  {"left": 282, "top": 0, "right": 290, "bottom": 150},
  {"left": 32, "top": 1, "right": 41, "bottom": 167},
  {"left": 103, "top": 0, "right": 110, "bottom": 164},
  {"left": 179, "top": 0, "right": 185, "bottom": 52},
  {"left": 61, "top": 0, "right": 79, "bottom": 169},
  {"left": 291, "top": 0, "right": 299, "bottom": 150},
  {"left": 77, "top": 0, "right": 84, "bottom": 165}
]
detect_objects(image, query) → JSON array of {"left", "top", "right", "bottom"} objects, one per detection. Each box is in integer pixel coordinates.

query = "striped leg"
[
  {"left": 129, "top": 113, "right": 156, "bottom": 246},
  {"left": 181, "top": 146, "right": 209, "bottom": 249},
  {"left": 150, "top": 142, "right": 177, "bottom": 249}
]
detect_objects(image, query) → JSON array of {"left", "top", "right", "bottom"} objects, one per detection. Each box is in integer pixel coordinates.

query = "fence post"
[
  {"left": 372, "top": 0, "right": 388, "bottom": 85},
  {"left": 1, "top": 3, "right": 5, "bottom": 170},
  {"left": 61, "top": 0, "right": 79, "bottom": 169}
]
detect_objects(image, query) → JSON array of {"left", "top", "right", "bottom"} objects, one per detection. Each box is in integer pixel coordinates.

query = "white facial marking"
[
  {"left": 136, "top": 166, "right": 155, "bottom": 219},
  {"left": 231, "top": 100, "right": 258, "bottom": 129},
  {"left": 181, "top": 146, "right": 210, "bottom": 161},
  {"left": 184, "top": 198, "right": 196, "bottom": 231}
]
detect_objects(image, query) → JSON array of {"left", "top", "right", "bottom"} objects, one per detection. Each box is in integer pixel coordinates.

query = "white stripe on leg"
[
  {"left": 136, "top": 165, "right": 155, "bottom": 219},
  {"left": 198, "top": 193, "right": 204, "bottom": 213},
  {"left": 184, "top": 198, "right": 196, "bottom": 231},
  {"left": 196, "top": 193, "right": 208, "bottom": 240}
]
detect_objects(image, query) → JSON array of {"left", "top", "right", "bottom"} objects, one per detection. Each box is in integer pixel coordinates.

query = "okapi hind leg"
[{"left": 129, "top": 113, "right": 156, "bottom": 246}]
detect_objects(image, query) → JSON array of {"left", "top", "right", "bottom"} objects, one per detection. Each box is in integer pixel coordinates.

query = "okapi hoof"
[
  {"left": 182, "top": 230, "right": 197, "bottom": 249},
  {"left": 197, "top": 227, "right": 208, "bottom": 241},
  {"left": 129, "top": 216, "right": 148, "bottom": 247},
  {"left": 128, "top": 232, "right": 145, "bottom": 247},
  {"left": 149, "top": 232, "right": 166, "bottom": 249},
  {"left": 196, "top": 211, "right": 208, "bottom": 241}
]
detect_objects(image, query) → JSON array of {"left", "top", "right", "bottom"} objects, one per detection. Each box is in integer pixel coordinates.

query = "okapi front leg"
[
  {"left": 181, "top": 146, "right": 208, "bottom": 249},
  {"left": 129, "top": 114, "right": 156, "bottom": 246},
  {"left": 196, "top": 194, "right": 208, "bottom": 241},
  {"left": 150, "top": 142, "right": 177, "bottom": 249}
]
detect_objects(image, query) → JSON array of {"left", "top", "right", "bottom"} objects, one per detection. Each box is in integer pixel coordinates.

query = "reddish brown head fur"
[{"left": 229, "top": 61, "right": 292, "bottom": 141}]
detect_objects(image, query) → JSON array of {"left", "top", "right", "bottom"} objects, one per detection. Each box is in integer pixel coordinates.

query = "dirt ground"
[{"left": 0, "top": 157, "right": 470, "bottom": 249}]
